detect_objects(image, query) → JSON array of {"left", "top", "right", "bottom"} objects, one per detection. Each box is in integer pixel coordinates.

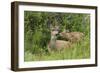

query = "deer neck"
[{"left": 50, "top": 35, "right": 56, "bottom": 49}]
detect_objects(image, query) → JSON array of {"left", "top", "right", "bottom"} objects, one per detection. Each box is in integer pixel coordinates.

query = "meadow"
[{"left": 24, "top": 11, "right": 90, "bottom": 61}]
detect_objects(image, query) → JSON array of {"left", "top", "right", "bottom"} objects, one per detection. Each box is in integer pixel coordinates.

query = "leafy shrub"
[{"left": 24, "top": 11, "right": 90, "bottom": 61}]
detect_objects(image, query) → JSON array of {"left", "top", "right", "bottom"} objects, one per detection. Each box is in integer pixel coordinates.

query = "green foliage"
[
  {"left": 24, "top": 11, "right": 90, "bottom": 61},
  {"left": 25, "top": 34, "right": 90, "bottom": 61}
]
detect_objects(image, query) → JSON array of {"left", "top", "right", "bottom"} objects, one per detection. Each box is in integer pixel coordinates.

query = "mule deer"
[
  {"left": 48, "top": 26, "right": 71, "bottom": 52},
  {"left": 59, "top": 29, "right": 84, "bottom": 43}
]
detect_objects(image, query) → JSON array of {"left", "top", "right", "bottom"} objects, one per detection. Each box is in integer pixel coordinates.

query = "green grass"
[
  {"left": 24, "top": 35, "right": 90, "bottom": 61},
  {"left": 24, "top": 11, "right": 90, "bottom": 62}
]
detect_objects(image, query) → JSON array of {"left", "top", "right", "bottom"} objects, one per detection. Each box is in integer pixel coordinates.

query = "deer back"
[{"left": 60, "top": 32, "right": 84, "bottom": 43}]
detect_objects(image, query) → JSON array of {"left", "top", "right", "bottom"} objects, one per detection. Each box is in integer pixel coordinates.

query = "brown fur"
[
  {"left": 48, "top": 40, "right": 71, "bottom": 52},
  {"left": 60, "top": 32, "right": 84, "bottom": 43}
]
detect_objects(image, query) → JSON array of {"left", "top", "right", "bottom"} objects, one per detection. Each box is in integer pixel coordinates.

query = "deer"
[
  {"left": 48, "top": 26, "right": 71, "bottom": 52},
  {"left": 59, "top": 29, "right": 84, "bottom": 43}
]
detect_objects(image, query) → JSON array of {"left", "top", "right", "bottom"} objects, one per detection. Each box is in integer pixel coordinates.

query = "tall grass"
[
  {"left": 24, "top": 11, "right": 90, "bottom": 61},
  {"left": 24, "top": 34, "right": 90, "bottom": 61}
]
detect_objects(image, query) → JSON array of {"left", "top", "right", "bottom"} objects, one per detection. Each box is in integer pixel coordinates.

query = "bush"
[{"left": 24, "top": 11, "right": 90, "bottom": 61}]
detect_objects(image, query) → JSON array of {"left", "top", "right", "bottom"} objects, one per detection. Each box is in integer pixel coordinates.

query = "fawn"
[{"left": 59, "top": 29, "right": 84, "bottom": 43}]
